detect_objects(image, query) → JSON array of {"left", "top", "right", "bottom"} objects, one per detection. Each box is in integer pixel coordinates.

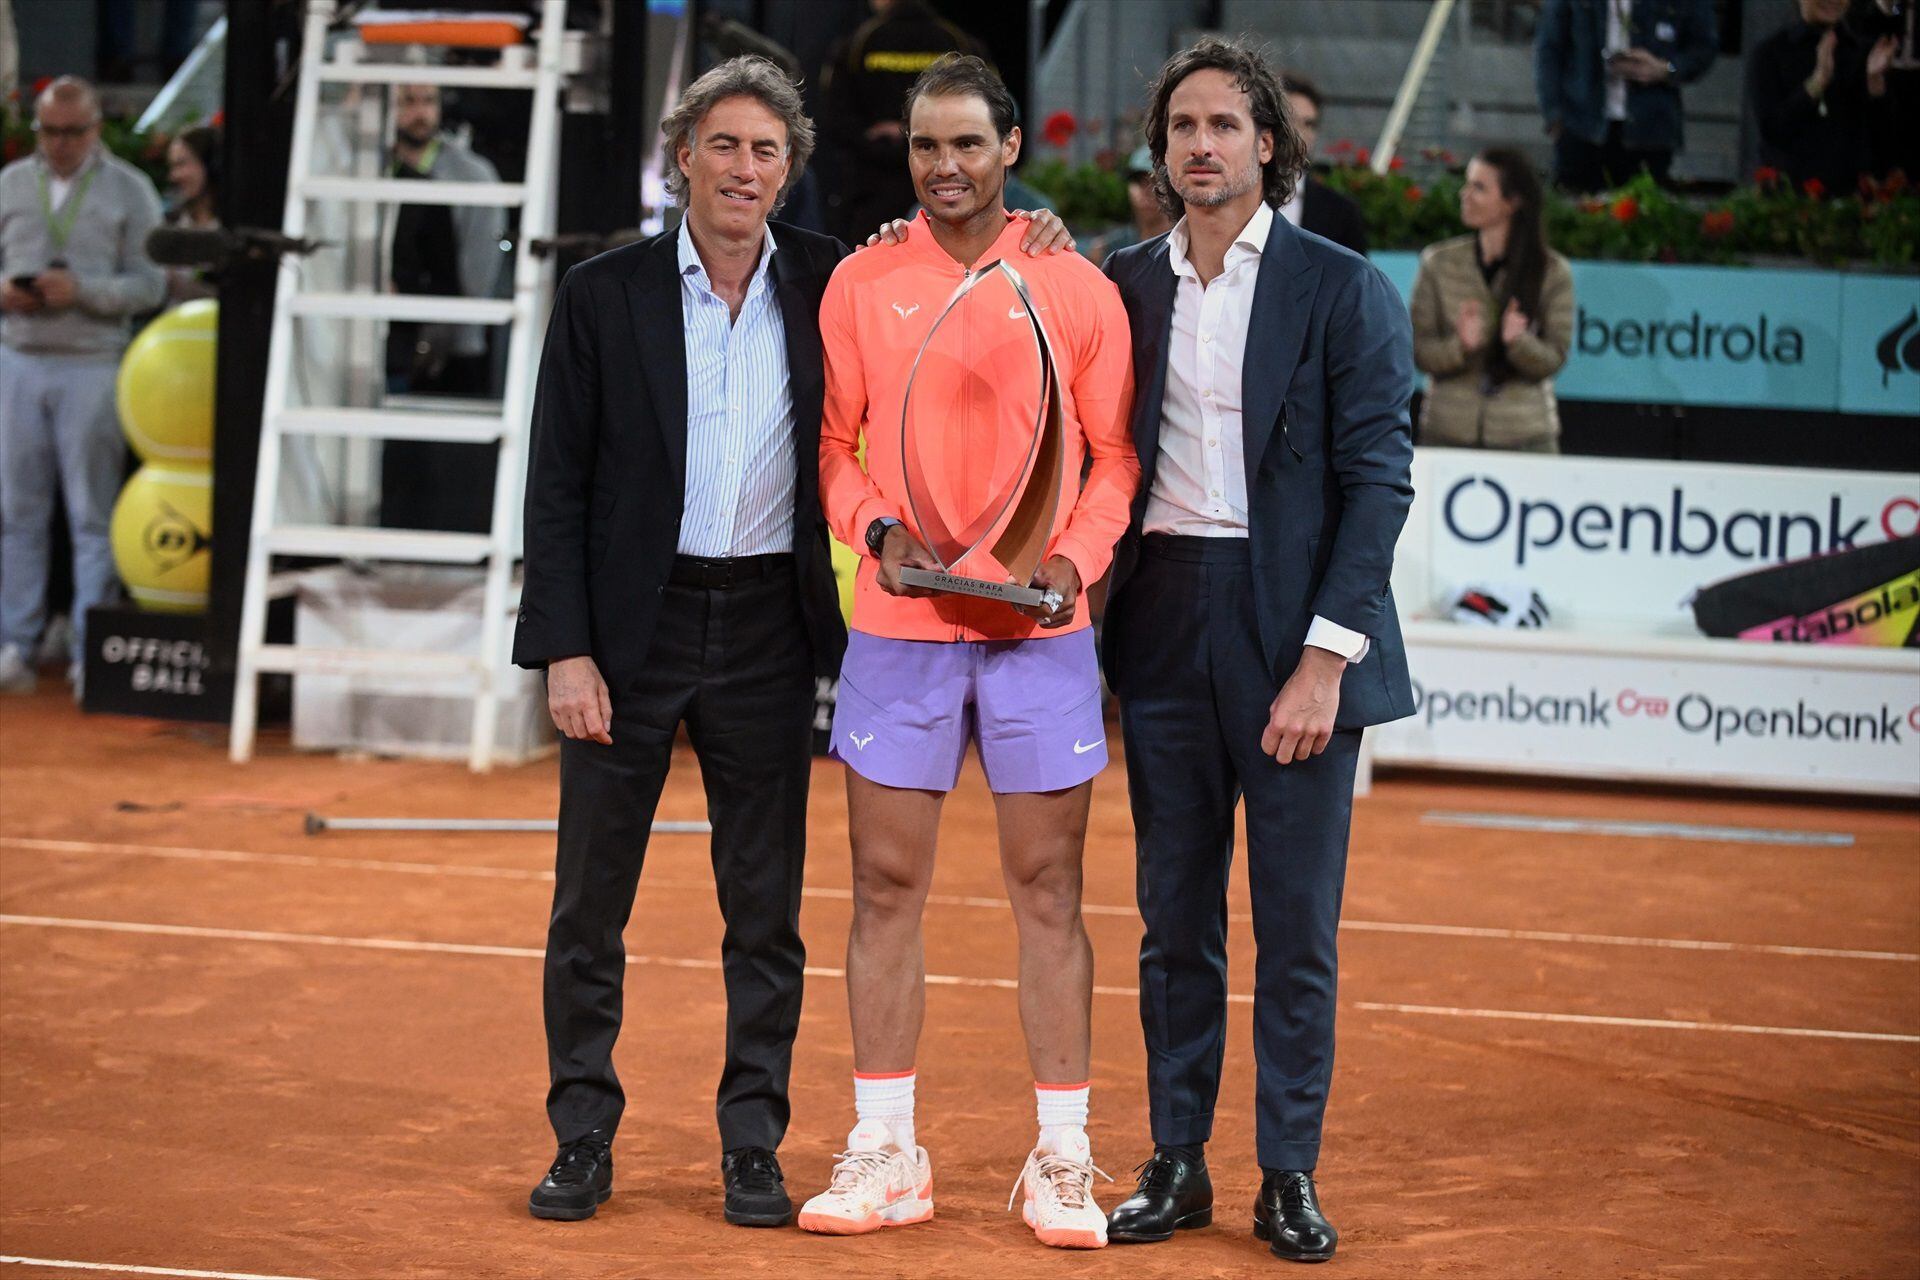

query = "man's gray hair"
[{"left": 660, "top": 56, "right": 814, "bottom": 214}]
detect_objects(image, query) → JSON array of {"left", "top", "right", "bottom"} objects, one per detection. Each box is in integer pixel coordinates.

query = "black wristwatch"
[{"left": 865, "top": 516, "right": 901, "bottom": 556}]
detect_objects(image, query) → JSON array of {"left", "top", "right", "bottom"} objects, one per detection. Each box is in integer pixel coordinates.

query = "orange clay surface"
[{"left": 1, "top": 690, "right": 1916, "bottom": 1279}]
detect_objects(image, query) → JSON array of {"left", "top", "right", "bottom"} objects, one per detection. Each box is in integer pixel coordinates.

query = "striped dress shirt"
[{"left": 675, "top": 219, "right": 796, "bottom": 558}]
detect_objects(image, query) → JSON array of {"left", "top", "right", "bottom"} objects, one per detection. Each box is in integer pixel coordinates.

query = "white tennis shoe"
[
  {"left": 796, "top": 1119, "right": 934, "bottom": 1235},
  {"left": 1009, "top": 1128, "right": 1111, "bottom": 1248}
]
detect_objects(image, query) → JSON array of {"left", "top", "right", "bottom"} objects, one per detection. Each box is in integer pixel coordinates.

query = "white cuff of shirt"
[{"left": 1305, "top": 614, "right": 1370, "bottom": 664}]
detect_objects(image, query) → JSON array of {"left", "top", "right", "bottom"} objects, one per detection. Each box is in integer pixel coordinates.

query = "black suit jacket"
[
  {"left": 1300, "top": 178, "right": 1369, "bottom": 257},
  {"left": 512, "top": 223, "right": 850, "bottom": 687},
  {"left": 1102, "top": 213, "right": 1415, "bottom": 729}
]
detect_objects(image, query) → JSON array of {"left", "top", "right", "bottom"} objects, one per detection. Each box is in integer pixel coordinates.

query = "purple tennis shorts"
[{"left": 829, "top": 628, "right": 1108, "bottom": 794}]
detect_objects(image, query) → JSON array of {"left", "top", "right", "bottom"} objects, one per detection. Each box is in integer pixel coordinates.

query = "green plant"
[
  {"left": 1021, "top": 157, "right": 1129, "bottom": 228},
  {"left": 1315, "top": 141, "right": 1917, "bottom": 271}
]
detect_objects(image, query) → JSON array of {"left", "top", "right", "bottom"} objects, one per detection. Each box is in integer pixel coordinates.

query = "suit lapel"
[
  {"left": 1131, "top": 239, "right": 1178, "bottom": 481},
  {"left": 1241, "top": 213, "right": 1319, "bottom": 490},
  {"left": 769, "top": 231, "right": 824, "bottom": 487},
  {"left": 628, "top": 232, "right": 688, "bottom": 496}
]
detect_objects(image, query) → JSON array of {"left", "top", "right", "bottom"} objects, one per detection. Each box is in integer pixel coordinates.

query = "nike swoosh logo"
[{"left": 1072, "top": 738, "right": 1098, "bottom": 755}]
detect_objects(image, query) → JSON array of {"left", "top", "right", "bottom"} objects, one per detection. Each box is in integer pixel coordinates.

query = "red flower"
[
  {"left": 1883, "top": 169, "right": 1908, "bottom": 196},
  {"left": 1801, "top": 177, "right": 1826, "bottom": 199},
  {"left": 1354, "top": 147, "right": 1372, "bottom": 167},
  {"left": 1329, "top": 139, "right": 1354, "bottom": 155},
  {"left": 1041, "top": 110, "right": 1077, "bottom": 148},
  {"left": 1388, "top": 154, "right": 1405, "bottom": 172},
  {"left": 32, "top": 76, "right": 52, "bottom": 97},
  {"left": 1405, "top": 185, "right": 1425, "bottom": 202},
  {"left": 1440, "top": 149, "right": 1458, "bottom": 167},
  {"left": 210, "top": 109, "right": 225, "bottom": 129},
  {"left": 1610, "top": 195, "right": 1640, "bottom": 223},
  {"left": 1753, "top": 165, "right": 1781, "bottom": 186},
  {"left": 1700, "top": 209, "right": 1735, "bottom": 237},
  {"left": 1093, "top": 147, "right": 1117, "bottom": 170}
]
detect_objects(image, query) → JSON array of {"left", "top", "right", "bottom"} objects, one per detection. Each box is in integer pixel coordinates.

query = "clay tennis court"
[{"left": 2, "top": 692, "right": 1915, "bottom": 1279}]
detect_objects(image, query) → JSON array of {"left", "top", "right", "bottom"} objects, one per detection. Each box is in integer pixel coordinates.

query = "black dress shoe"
[
  {"left": 1106, "top": 1148, "right": 1214, "bottom": 1243},
  {"left": 1253, "top": 1170, "right": 1337, "bottom": 1262},
  {"left": 529, "top": 1135, "right": 613, "bottom": 1221},
  {"left": 722, "top": 1147, "right": 792, "bottom": 1227}
]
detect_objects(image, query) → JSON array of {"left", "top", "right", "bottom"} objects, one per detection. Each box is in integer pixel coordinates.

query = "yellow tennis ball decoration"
[
  {"left": 111, "top": 464, "right": 213, "bottom": 613},
  {"left": 117, "top": 299, "right": 218, "bottom": 462}
]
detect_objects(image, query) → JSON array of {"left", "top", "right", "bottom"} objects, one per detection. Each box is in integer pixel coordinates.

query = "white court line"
[
  {"left": 1422, "top": 811, "right": 1857, "bottom": 847},
  {"left": 2, "top": 913, "right": 1913, "bottom": 1045},
  {"left": 5, "top": 836, "right": 1913, "bottom": 964},
  {"left": 0, "top": 1255, "right": 318, "bottom": 1280},
  {"left": 1352, "top": 1002, "right": 1920, "bottom": 1044}
]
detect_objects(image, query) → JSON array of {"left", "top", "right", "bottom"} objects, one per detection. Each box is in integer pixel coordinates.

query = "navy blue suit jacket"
[{"left": 1101, "top": 211, "right": 1416, "bottom": 730}]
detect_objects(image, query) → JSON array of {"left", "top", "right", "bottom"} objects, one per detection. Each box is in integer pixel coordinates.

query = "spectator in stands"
[
  {"left": 163, "top": 123, "right": 220, "bottom": 304},
  {"left": 1535, "top": 0, "right": 1718, "bottom": 191},
  {"left": 382, "top": 81, "right": 509, "bottom": 534},
  {"left": 816, "top": 0, "right": 989, "bottom": 244},
  {"left": 0, "top": 76, "right": 166, "bottom": 695},
  {"left": 1085, "top": 146, "right": 1174, "bottom": 265},
  {"left": 1409, "top": 148, "right": 1573, "bottom": 452},
  {"left": 1279, "top": 73, "right": 1369, "bottom": 255},
  {"left": 1749, "top": 0, "right": 1901, "bottom": 193}
]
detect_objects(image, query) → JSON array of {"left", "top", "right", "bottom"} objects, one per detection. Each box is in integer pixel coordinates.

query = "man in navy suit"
[{"left": 1099, "top": 38, "right": 1415, "bottom": 1264}]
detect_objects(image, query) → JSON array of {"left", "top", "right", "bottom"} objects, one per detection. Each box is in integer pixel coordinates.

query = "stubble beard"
[{"left": 1173, "top": 159, "right": 1260, "bottom": 209}]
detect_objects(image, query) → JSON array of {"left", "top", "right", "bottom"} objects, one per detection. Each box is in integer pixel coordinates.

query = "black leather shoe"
[
  {"left": 1253, "top": 1170, "right": 1337, "bottom": 1262},
  {"left": 722, "top": 1147, "right": 792, "bottom": 1227},
  {"left": 529, "top": 1135, "right": 613, "bottom": 1221},
  {"left": 1106, "top": 1149, "right": 1214, "bottom": 1243}
]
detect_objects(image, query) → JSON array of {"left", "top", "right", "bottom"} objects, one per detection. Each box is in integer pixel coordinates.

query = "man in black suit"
[
  {"left": 512, "top": 55, "right": 1072, "bottom": 1229},
  {"left": 1280, "top": 73, "right": 1369, "bottom": 256},
  {"left": 513, "top": 56, "right": 845, "bottom": 1230},
  {"left": 1100, "top": 40, "right": 1414, "bottom": 1264}
]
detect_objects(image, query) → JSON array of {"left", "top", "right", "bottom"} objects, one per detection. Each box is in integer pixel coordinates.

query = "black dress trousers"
[
  {"left": 1112, "top": 535, "right": 1361, "bottom": 1174},
  {"left": 543, "top": 559, "right": 816, "bottom": 1152}
]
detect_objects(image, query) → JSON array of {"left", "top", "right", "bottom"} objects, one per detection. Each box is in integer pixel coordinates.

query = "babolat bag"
[{"left": 1690, "top": 534, "right": 1920, "bottom": 646}]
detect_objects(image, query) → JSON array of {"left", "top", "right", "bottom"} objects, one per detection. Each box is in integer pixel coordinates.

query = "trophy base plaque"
[{"left": 898, "top": 566, "right": 1062, "bottom": 612}]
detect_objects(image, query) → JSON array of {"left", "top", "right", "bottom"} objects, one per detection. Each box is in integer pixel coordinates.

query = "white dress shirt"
[
  {"left": 1605, "top": 0, "right": 1632, "bottom": 122},
  {"left": 1146, "top": 200, "right": 1369, "bottom": 663},
  {"left": 675, "top": 218, "right": 797, "bottom": 558}
]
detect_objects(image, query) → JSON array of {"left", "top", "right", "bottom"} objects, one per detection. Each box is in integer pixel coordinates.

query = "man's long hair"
[{"left": 1142, "top": 37, "right": 1308, "bottom": 218}]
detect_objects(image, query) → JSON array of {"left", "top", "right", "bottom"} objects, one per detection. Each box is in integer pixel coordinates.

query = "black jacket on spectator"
[
  {"left": 816, "top": 0, "right": 987, "bottom": 244},
  {"left": 1300, "top": 177, "right": 1369, "bottom": 257},
  {"left": 1749, "top": 16, "right": 1897, "bottom": 192}
]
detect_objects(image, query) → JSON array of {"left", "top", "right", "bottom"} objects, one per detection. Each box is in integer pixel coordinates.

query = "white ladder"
[{"left": 229, "top": 0, "right": 568, "bottom": 772}]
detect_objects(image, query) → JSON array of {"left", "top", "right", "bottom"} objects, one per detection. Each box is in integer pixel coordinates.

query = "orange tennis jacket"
[{"left": 819, "top": 212, "right": 1139, "bottom": 642}]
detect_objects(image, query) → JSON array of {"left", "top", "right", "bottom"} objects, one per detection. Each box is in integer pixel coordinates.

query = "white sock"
[
  {"left": 1036, "top": 1080, "right": 1090, "bottom": 1154},
  {"left": 854, "top": 1070, "right": 916, "bottom": 1151}
]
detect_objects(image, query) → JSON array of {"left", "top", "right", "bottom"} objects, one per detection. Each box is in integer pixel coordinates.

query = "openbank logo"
[
  {"left": 1577, "top": 306, "right": 1803, "bottom": 365},
  {"left": 1440, "top": 475, "right": 1918, "bottom": 567},
  {"left": 1410, "top": 677, "right": 1911, "bottom": 749}
]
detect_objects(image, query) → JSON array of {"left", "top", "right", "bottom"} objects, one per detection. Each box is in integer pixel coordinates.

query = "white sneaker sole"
[
  {"left": 798, "top": 1184, "right": 934, "bottom": 1235},
  {"left": 1022, "top": 1196, "right": 1107, "bottom": 1249}
]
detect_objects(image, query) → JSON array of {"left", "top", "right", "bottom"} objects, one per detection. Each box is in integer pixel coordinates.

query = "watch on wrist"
[{"left": 865, "top": 516, "right": 901, "bottom": 556}]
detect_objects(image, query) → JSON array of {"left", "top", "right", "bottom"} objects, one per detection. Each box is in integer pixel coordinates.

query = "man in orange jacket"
[{"left": 800, "top": 54, "right": 1138, "bottom": 1250}]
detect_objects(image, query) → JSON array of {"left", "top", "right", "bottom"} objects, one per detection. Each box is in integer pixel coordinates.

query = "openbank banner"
[
  {"left": 1371, "top": 253, "right": 1920, "bottom": 417},
  {"left": 1399, "top": 449, "right": 1920, "bottom": 633},
  {"left": 1369, "top": 637, "right": 1920, "bottom": 796}
]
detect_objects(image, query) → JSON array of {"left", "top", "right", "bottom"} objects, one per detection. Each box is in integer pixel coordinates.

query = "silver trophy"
[{"left": 896, "top": 259, "right": 1066, "bottom": 612}]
